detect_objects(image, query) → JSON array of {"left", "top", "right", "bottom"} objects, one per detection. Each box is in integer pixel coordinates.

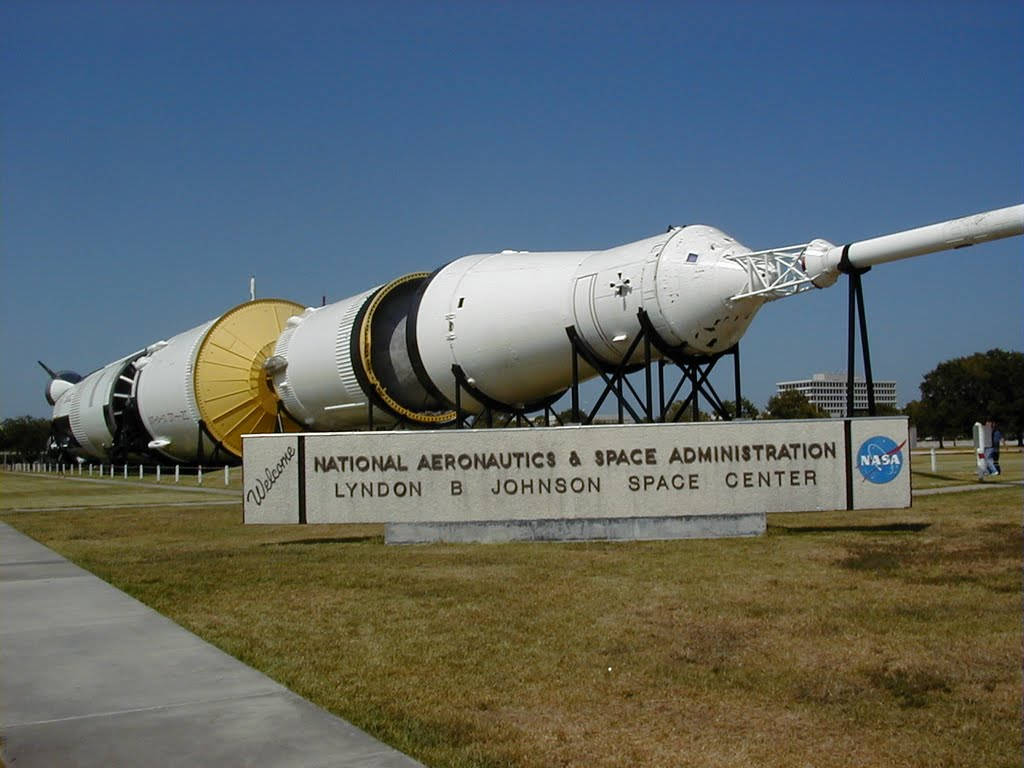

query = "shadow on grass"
[
  {"left": 770, "top": 523, "right": 931, "bottom": 536},
  {"left": 865, "top": 666, "right": 951, "bottom": 708},
  {"left": 263, "top": 535, "right": 384, "bottom": 546},
  {"left": 913, "top": 471, "right": 972, "bottom": 483}
]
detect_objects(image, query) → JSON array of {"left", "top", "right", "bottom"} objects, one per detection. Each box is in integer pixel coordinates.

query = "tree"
[
  {"left": 664, "top": 401, "right": 706, "bottom": 422},
  {"left": 0, "top": 416, "right": 52, "bottom": 461},
  {"left": 913, "top": 349, "right": 1024, "bottom": 446},
  {"left": 721, "top": 397, "right": 761, "bottom": 420},
  {"left": 764, "top": 390, "right": 829, "bottom": 420},
  {"left": 871, "top": 403, "right": 902, "bottom": 416}
]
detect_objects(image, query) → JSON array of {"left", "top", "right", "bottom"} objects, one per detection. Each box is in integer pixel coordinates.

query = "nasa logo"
[{"left": 856, "top": 436, "right": 906, "bottom": 484}]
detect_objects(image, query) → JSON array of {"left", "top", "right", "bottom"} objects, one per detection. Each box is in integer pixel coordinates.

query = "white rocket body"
[
  {"left": 267, "top": 225, "right": 764, "bottom": 425},
  {"left": 48, "top": 203, "right": 1024, "bottom": 458},
  {"left": 415, "top": 226, "right": 759, "bottom": 408},
  {"left": 133, "top": 320, "right": 218, "bottom": 462},
  {"left": 48, "top": 300, "right": 303, "bottom": 463},
  {"left": 49, "top": 352, "right": 146, "bottom": 461},
  {"left": 269, "top": 290, "right": 381, "bottom": 431},
  {"left": 50, "top": 320, "right": 228, "bottom": 463}
]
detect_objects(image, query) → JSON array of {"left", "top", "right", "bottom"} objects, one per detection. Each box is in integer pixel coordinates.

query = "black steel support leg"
[
  {"left": 733, "top": 344, "right": 742, "bottom": 420},
  {"left": 854, "top": 273, "right": 876, "bottom": 415},
  {"left": 571, "top": 348, "right": 580, "bottom": 423},
  {"left": 845, "top": 267, "right": 876, "bottom": 417},
  {"left": 453, "top": 367, "right": 463, "bottom": 429},
  {"left": 846, "top": 272, "right": 857, "bottom": 417},
  {"left": 644, "top": 334, "right": 653, "bottom": 422}
]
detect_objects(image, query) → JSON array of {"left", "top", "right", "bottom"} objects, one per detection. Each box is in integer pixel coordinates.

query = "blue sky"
[{"left": 2, "top": 0, "right": 1021, "bottom": 419}]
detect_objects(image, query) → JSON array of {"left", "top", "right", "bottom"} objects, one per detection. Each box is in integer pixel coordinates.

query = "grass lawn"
[
  {"left": 0, "top": 472, "right": 238, "bottom": 509},
  {"left": 910, "top": 448, "right": 1022, "bottom": 489},
  {"left": 0, "top": 473, "right": 1020, "bottom": 767}
]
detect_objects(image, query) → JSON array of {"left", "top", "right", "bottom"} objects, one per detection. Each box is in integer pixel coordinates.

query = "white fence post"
[
  {"left": 156, "top": 465, "right": 161, "bottom": 482},
  {"left": 197, "top": 465, "right": 203, "bottom": 485},
  {"left": 930, "top": 448, "right": 936, "bottom": 473},
  {"left": 138, "top": 464, "right": 143, "bottom": 480},
  {"left": 224, "top": 465, "right": 229, "bottom": 485},
  {"left": 123, "top": 464, "right": 128, "bottom": 479}
]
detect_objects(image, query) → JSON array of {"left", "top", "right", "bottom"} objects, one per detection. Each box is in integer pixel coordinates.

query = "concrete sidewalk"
[
  {"left": 913, "top": 479, "right": 1023, "bottom": 496},
  {"left": 0, "top": 523, "right": 424, "bottom": 768}
]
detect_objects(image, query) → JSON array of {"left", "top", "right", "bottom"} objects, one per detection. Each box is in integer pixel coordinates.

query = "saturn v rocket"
[{"left": 43, "top": 204, "right": 1024, "bottom": 464}]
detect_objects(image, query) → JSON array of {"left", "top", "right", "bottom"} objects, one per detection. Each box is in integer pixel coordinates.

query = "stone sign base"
[{"left": 385, "top": 512, "right": 766, "bottom": 544}]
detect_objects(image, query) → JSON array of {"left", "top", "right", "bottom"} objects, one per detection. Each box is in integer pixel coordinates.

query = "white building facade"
[{"left": 776, "top": 373, "right": 897, "bottom": 417}]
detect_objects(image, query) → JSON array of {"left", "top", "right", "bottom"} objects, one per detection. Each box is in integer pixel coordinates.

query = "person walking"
[{"left": 986, "top": 420, "right": 1003, "bottom": 476}]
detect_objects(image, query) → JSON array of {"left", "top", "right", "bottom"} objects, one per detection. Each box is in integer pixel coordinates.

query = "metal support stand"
[
  {"left": 197, "top": 424, "right": 205, "bottom": 464},
  {"left": 197, "top": 420, "right": 227, "bottom": 465},
  {"left": 838, "top": 247, "right": 876, "bottom": 417},
  {"left": 565, "top": 309, "right": 741, "bottom": 424},
  {"left": 566, "top": 326, "right": 647, "bottom": 424},
  {"left": 451, "top": 364, "right": 564, "bottom": 429}
]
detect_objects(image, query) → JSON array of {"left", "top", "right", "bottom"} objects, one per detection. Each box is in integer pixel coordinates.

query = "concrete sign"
[{"left": 243, "top": 418, "right": 910, "bottom": 540}]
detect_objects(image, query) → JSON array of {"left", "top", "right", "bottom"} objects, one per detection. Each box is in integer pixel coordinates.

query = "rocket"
[{"left": 44, "top": 204, "right": 1023, "bottom": 464}]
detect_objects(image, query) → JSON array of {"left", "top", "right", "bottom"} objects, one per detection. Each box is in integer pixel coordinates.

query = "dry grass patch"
[{"left": 1, "top": 477, "right": 1020, "bottom": 768}]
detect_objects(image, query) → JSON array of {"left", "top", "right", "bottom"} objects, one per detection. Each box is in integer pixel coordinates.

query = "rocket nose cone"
[{"left": 652, "top": 226, "right": 757, "bottom": 352}]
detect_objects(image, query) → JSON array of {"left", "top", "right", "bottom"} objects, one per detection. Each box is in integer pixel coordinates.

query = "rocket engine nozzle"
[{"left": 38, "top": 361, "right": 82, "bottom": 406}]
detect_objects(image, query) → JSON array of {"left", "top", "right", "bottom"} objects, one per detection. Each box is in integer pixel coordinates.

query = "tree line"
[
  {"left": 904, "top": 349, "right": 1022, "bottom": 447},
  {"left": 0, "top": 416, "right": 52, "bottom": 461}
]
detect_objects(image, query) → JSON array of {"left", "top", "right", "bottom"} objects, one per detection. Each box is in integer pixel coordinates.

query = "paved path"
[
  {"left": 913, "top": 480, "right": 1023, "bottom": 496},
  {"left": 4, "top": 499, "right": 241, "bottom": 513},
  {"left": 0, "top": 523, "right": 424, "bottom": 768}
]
